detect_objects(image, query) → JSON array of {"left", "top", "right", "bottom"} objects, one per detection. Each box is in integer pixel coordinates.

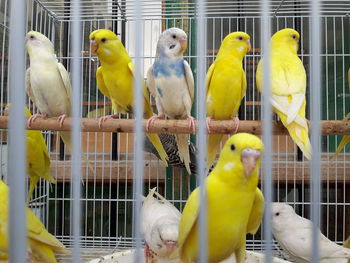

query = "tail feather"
[
  {"left": 207, "top": 134, "right": 224, "bottom": 169},
  {"left": 275, "top": 106, "right": 311, "bottom": 160},
  {"left": 28, "top": 176, "right": 40, "bottom": 203},
  {"left": 333, "top": 135, "right": 350, "bottom": 158},
  {"left": 176, "top": 134, "right": 191, "bottom": 174},
  {"left": 146, "top": 133, "right": 168, "bottom": 166}
]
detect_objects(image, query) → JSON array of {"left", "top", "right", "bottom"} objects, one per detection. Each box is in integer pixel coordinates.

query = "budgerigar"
[
  {"left": 206, "top": 32, "right": 251, "bottom": 168},
  {"left": 141, "top": 187, "right": 181, "bottom": 262},
  {"left": 4, "top": 105, "right": 55, "bottom": 202},
  {"left": 26, "top": 107, "right": 55, "bottom": 202},
  {"left": 333, "top": 67, "right": 350, "bottom": 157},
  {"left": 271, "top": 202, "right": 350, "bottom": 263},
  {"left": 25, "top": 31, "right": 73, "bottom": 154},
  {"left": 89, "top": 29, "right": 168, "bottom": 166},
  {"left": 146, "top": 27, "right": 195, "bottom": 174},
  {"left": 0, "top": 180, "right": 70, "bottom": 262},
  {"left": 144, "top": 133, "right": 197, "bottom": 174},
  {"left": 256, "top": 28, "right": 311, "bottom": 160},
  {"left": 175, "top": 133, "right": 265, "bottom": 263}
]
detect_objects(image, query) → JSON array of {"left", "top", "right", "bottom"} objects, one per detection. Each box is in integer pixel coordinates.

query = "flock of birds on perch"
[{"left": 0, "top": 25, "right": 349, "bottom": 263}]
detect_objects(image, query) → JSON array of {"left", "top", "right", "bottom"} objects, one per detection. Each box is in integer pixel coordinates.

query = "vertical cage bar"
[
  {"left": 8, "top": 0, "right": 27, "bottom": 261},
  {"left": 260, "top": 0, "right": 273, "bottom": 262},
  {"left": 196, "top": 0, "right": 207, "bottom": 262},
  {"left": 310, "top": 0, "right": 321, "bottom": 262},
  {"left": 71, "top": 0, "right": 82, "bottom": 261},
  {"left": 133, "top": 0, "right": 144, "bottom": 262}
]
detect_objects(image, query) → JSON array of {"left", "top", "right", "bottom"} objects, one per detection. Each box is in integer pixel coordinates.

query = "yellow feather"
[
  {"left": 176, "top": 133, "right": 264, "bottom": 263},
  {"left": 256, "top": 28, "right": 312, "bottom": 159},
  {"left": 89, "top": 29, "right": 168, "bottom": 166},
  {"left": 0, "top": 180, "right": 70, "bottom": 262},
  {"left": 206, "top": 32, "right": 250, "bottom": 168}
]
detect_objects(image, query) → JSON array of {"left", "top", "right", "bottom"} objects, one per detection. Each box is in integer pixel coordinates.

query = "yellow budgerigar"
[
  {"left": 256, "top": 28, "right": 311, "bottom": 160},
  {"left": 176, "top": 133, "right": 264, "bottom": 263},
  {"left": 4, "top": 105, "right": 55, "bottom": 202},
  {"left": 333, "top": 67, "right": 350, "bottom": 157},
  {"left": 89, "top": 29, "right": 168, "bottom": 166},
  {"left": 206, "top": 32, "right": 251, "bottom": 168},
  {"left": 0, "top": 180, "right": 70, "bottom": 262}
]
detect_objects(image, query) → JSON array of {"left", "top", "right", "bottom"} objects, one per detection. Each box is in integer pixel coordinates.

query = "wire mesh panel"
[{"left": 0, "top": 0, "right": 349, "bottom": 262}]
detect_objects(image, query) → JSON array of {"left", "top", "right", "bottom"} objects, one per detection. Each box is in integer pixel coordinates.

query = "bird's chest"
[
  {"left": 153, "top": 59, "right": 189, "bottom": 117},
  {"left": 103, "top": 68, "right": 133, "bottom": 106},
  {"left": 29, "top": 64, "right": 70, "bottom": 116}
]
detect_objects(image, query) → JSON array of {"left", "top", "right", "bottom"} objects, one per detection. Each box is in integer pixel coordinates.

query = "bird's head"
[
  {"left": 156, "top": 27, "right": 188, "bottom": 58},
  {"left": 25, "top": 31, "right": 54, "bottom": 56},
  {"left": 271, "top": 28, "right": 300, "bottom": 54},
  {"left": 271, "top": 202, "right": 295, "bottom": 232},
  {"left": 89, "top": 29, "right": 122, "bottom": 62},
  {"left": 218, "top": 31, "right": 251, "bottom": 59},
  {"left": 216, "top": 133, "right": 263, "bottom": 179}
]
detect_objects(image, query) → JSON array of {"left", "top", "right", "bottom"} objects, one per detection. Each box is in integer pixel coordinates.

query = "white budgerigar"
[
  {"left": 25, "top": 31, "right": 72, "bottom": 151},
  {"left": 146, "top": 27, "right": 195, "bottom": 174},
  {"left": 141, "top": 187, "right": 182, "bottom": 263},
  {"left": 271, "top": 202, "right": 350, "bottom": 263}
]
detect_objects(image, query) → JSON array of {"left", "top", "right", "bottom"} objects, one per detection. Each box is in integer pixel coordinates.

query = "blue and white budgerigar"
[{"left": 146, "top": 27, "right": 195, "bottom": 174}]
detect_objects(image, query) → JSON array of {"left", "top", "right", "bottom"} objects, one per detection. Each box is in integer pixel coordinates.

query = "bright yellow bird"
[
  {"left": 0, "top": 180, "right": 70, "bottom": 262},
  {"left": 333, "top": 67, "right": 350, "bottom": 157},
  {"left": 89, "top": 29, "right": 168, "bottom": 166},
  {"left": 256, "top": 28, "right": 311, "bottom": 160},
  {"left": 4, "top": 106, "right": 55, "bottom": 202},
  {"left": 176, "top": 133, "right": 264, "bottom": 263},
  {"left": 206, "top": 32, "right": 251, "bottom": 168}
]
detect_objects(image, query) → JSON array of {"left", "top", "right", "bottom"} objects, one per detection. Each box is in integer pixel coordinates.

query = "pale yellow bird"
[
  {"left": 89, "top": 29, "right": 168, "bottom": 166},
  {"left": 206, "top": 32, "right": 251, "bottom": 168},
  {"left": 256, "top": 28, "right": 311, "bottom": 160},
  {"left": 4, "top": 105, "right": 55, "bottom": 202},
  {"left": 25, "top": 31, "right": 72, "bottom": 154},
  {"left": 0, "top": 180, "right": 70, "bottom": 262},
  {"left": 175, "top": 133, "right": 264, "bottom": 263}
]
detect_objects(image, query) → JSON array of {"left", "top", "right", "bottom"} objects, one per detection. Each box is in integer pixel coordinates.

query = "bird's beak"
[
  {"left": 90, "top": 40, "right": 98, "bottom": 56},
  {"left": 246, "top": 39, "right": 251, "bottom": 52},
  {"left": 241, "top": 148, "right": 260, "bottom": 177},
  {"left": 179, "top": 37, "right": 188, "bottom": 51},
  {"left": 165, "top": 241, "right": 177, "bottom": 253}
]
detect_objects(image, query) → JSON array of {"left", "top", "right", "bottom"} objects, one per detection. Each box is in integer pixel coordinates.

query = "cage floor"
[{"left": 57, "top": 248, "right": 118, "bottom": 262}]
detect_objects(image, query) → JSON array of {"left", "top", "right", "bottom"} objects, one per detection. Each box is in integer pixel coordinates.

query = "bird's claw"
[
  {"left": 231, "top": 116, "right": 240, "bottom": 134},
  {"left": 187, "top": 116, "right": 196, "bottom": 133},
  {"left": 206, "top": 116, "right": 212, "bottom": 133},
  {"left": 27, "top": 114, "right": 45, "bottom": 128},
  {"left": 146, "top": 115, "right": 164, "bottom": 131},
  {"left": 98, "top": 114, "right": 117, "bottom": 128},
  {"left": 57, "top": 114, "right": 68, "bottom": 127}
]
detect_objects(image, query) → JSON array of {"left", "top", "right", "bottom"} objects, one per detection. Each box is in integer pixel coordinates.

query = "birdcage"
[{"left": 0, "top": 0, "right": 349, "bottom": 262}]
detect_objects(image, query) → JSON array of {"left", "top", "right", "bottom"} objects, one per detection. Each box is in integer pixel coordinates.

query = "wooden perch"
[{"left": 0, "top": 116, "right": 349, "bottom": 135}]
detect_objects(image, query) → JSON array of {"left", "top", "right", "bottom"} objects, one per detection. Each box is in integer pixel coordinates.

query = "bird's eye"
[
  {"left": 238, "top": 36, "right": 243, "bottom": 40},
  {"left": 101, "top": 38, "right": 107, "bottom": 43},
  {"left": 172, "top": 34, "right": 176, "bottom": 39},
  {"left": 30, "top": 35, "right": 35, "bottom": 40},
  {"left": 169, "top": 44, "right": 176, "bottom": 49},
  {"left": 275, "top": 212, "right": 280, "bottom": 216},
  {"left": 230, "top": 144, "right": 236, "bottom": 151},
  {"left": 292, "top": 35, "right": 296, "bottom": 39}
]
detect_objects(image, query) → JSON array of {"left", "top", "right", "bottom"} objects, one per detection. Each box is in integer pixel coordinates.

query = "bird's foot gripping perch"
[
  {"left": 27, "top": 113, "right": 47, "bottom": 128},
  {"left": 231, "top": 116, "right": 240, "bottom": 134},
  {"left": 57, "top": 114, "right": 68, "bottom": 127},
  {"left": 98, "top": 114, "right": 119, "bottom": 128},
  {"left": 186, "top": 115, "right": 196, "bottom": 133},
  {"left": 206, "top": 116, "right": 212, "bottom": 133},
  {"left": 146, "top": 115, "right": 165, "bottom": 131}
]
